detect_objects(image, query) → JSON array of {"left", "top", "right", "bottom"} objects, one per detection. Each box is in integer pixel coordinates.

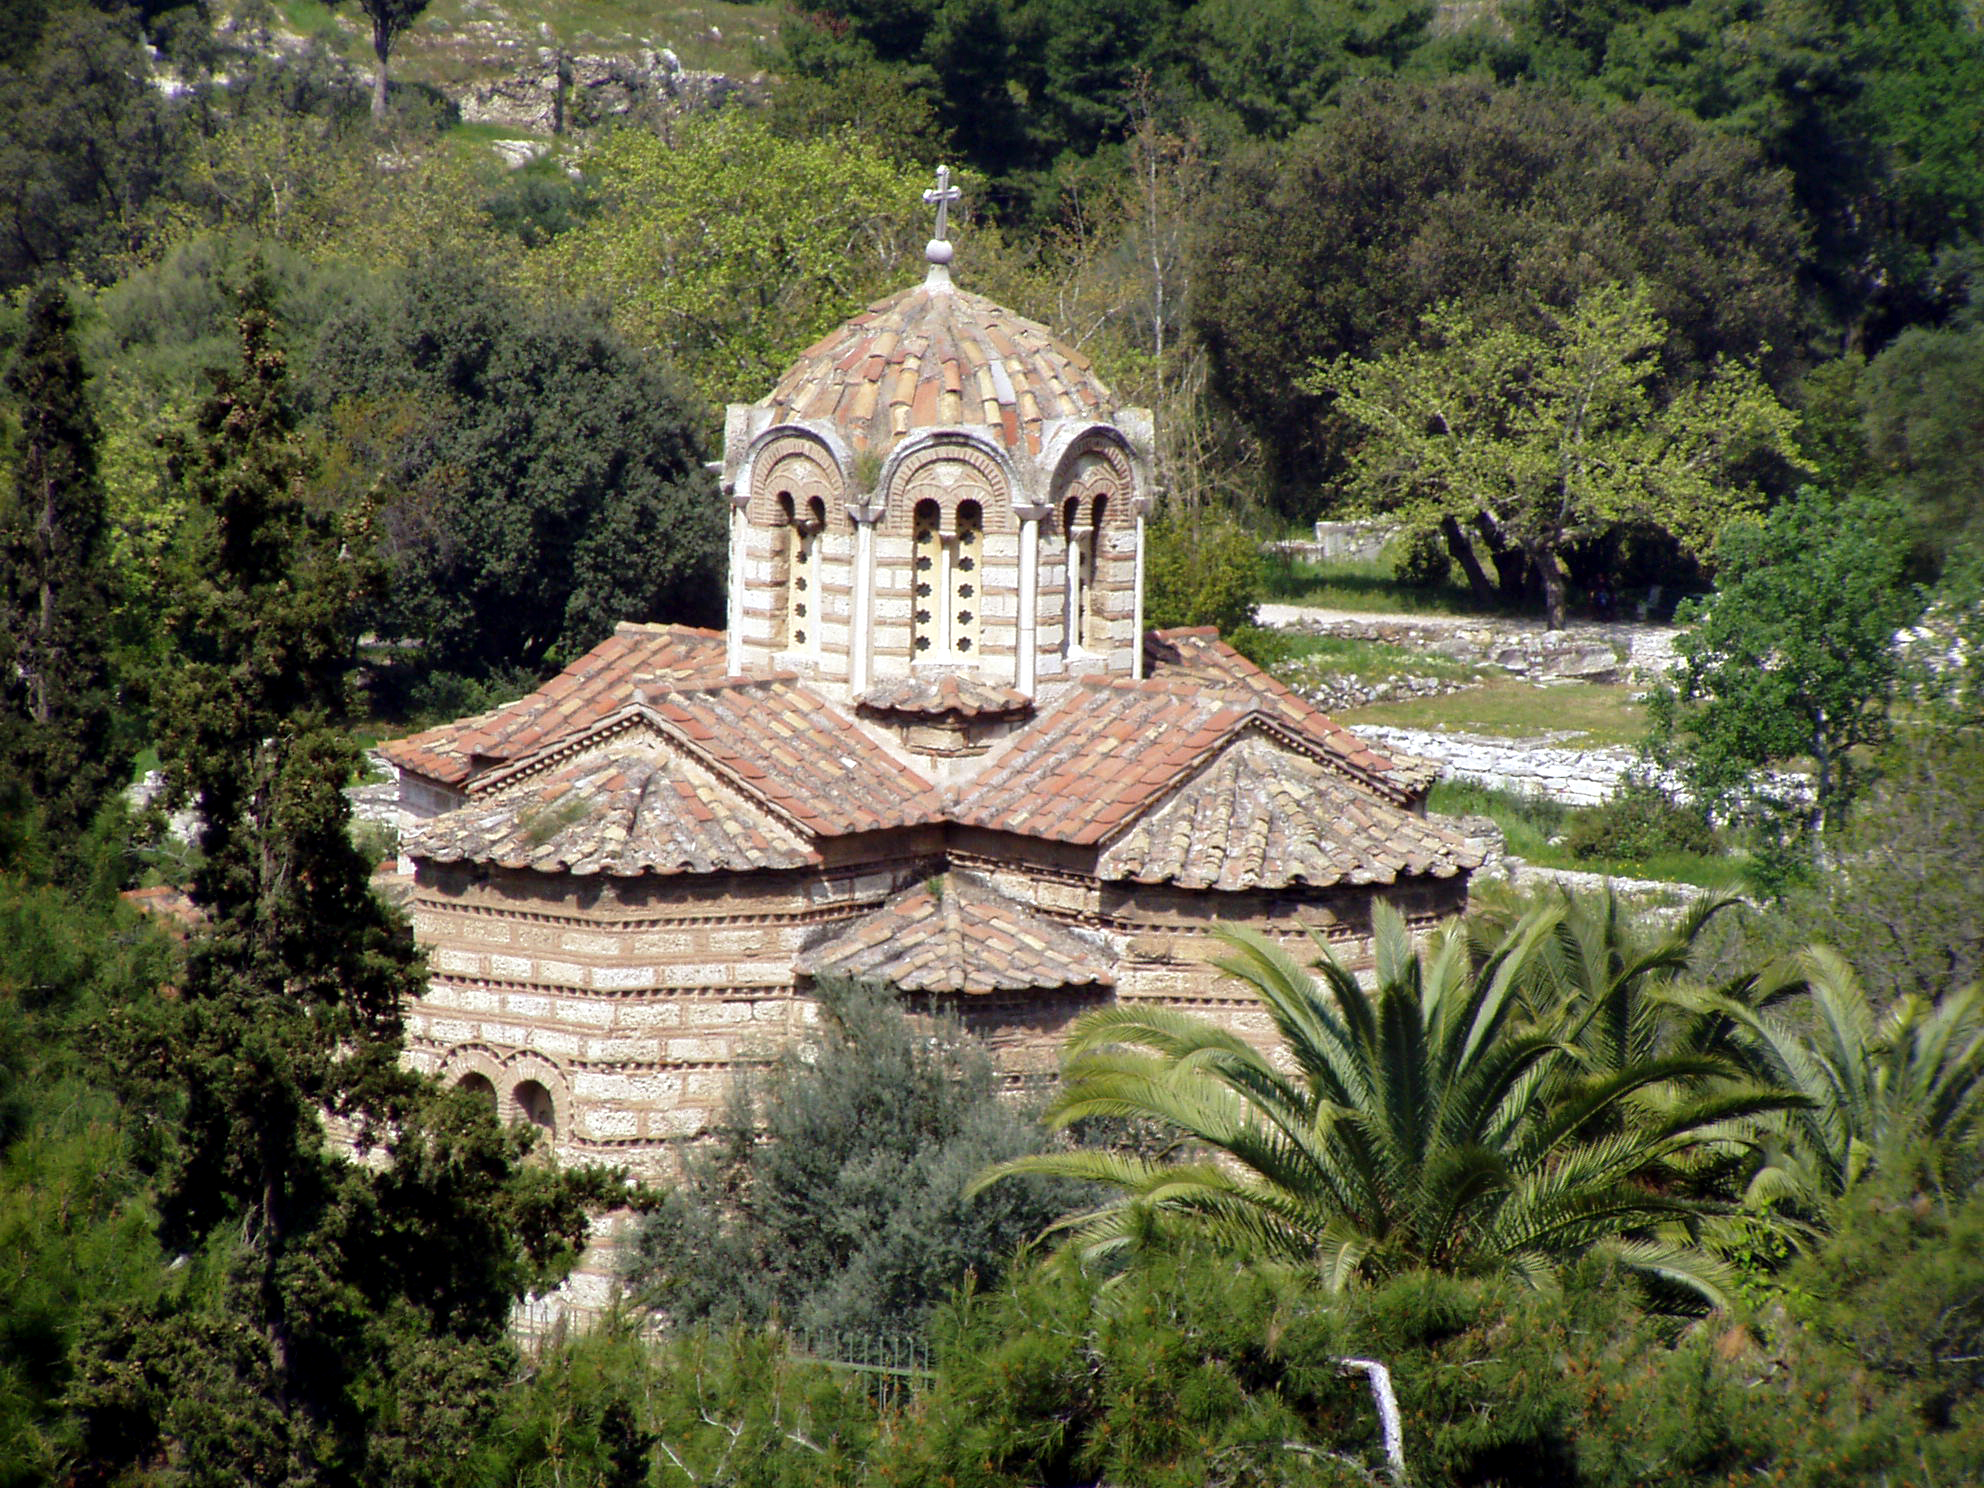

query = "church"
[{"left": 381, "top": 174, "right": 1481, "bottom": 1180}]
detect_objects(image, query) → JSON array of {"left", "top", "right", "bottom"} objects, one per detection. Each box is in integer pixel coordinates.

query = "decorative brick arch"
[
  {"left": 746, "top": 434, "right": 843, "bottom": 530},
  {"left": 882, "top": 439, "right": 1017, "bottom": 536},
  {"left": 1049, "top": 436, "right": 1135, "bottom": 535}
]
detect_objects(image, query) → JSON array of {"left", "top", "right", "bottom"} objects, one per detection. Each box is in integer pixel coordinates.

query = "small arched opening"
[
  {"left": 456, "top": 1071, "right": 497, "bottom": 1117},
  {"left": 953, "top": 499, "right": 982, "bottom": 656},
  {"left": 1083, "top": 494, "right": 1109, "bottom": 650},
  {"left": 912, "top": 499, "right": 942, "bottom": 656},
  {"left": 513, "top": 1080, "right": 556, "bottom": 1140}
]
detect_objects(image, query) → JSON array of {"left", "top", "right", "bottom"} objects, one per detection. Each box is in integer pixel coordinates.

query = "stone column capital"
[
  {"left": 1012, "top": 502, "right": 1053, "bottom": 523},
  {"left": 845, "top": 500, "right": 885, "bottom": 525}
]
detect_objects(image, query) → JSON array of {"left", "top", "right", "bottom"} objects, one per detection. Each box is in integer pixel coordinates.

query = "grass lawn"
[
  {"left": 1265, "top": 632, "right": 1488, "bottom": 686},
  {"left": 1429, "top": 781, "right": 1752, "bottom": 892},
  {"left": 1263, "top": 553, "right": 1516, "bottom": 618},
  {"left": 1339, "top": 675, "right": 1649, "bottom": 746}
]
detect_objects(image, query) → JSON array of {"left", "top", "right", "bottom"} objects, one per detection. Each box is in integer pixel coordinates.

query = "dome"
[{"left": 756, "top": 273, "right": 1116, "bottom": 456}]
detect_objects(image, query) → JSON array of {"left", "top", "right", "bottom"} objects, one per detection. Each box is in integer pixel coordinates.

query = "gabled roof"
[
  {"left": 624, "top": 678, "right": 942, "bottom": 837},
  {"left": 950, "top": 678, "right": 1261, "bottom": 845},
  {"left": 1143, "top": 627, "right": 1409, "bottom": 803},
  {"left": 758, "top": 280, "right": 1115, "bottom": 455},
  {"left": 405, "top": 676, "right": 944, "bottom": 875},
  {"left": 796, "top": 871, "right": 1114, "bottom": 994},
  {"left": 381, "top": 624, "right": 728, "bottom": 788},
  {"left": 407, "top": 743, "right": 817, "bottom": 877},
  {"left": 1099, "top": 732, "right": 1481, "bottom": 891}
]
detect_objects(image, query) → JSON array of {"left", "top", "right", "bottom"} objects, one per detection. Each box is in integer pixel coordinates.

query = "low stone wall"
[
  {"left": 1367, "top": 727, "right": 1639, "bottom": 807},
  {"left": 1367, "top": 725, "right": 1811, "bottom": 814}
]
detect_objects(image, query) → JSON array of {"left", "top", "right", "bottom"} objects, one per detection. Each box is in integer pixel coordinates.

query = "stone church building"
[{"left": 381, "top": 200, "right": 1480, "bottom": 1182}]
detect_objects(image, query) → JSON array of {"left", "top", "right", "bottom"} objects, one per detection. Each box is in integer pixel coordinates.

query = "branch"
[{"left": 1336, "top": 1357, "right": 1407, "bottom": 1478}]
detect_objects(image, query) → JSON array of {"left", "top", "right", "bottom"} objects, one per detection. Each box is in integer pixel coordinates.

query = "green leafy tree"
[
  {"left": 0, "top": 7, "right": 180, "bottom": 290},
  {"left": 526, "top": 114, "right": 929, "bottom": 410},
  {"left": 325, "top": 0, "right": 435, "bottom": 120},
  {"left": 1651, "top": 486, "right": 1925, "bottom": 851},
  {"left": 65, "top": 287, "right": 608, "bottom": 1485},
  {"left": 1312, "top": 284, "right": 1801, "bottom": 628},
  {"left": 1514, "top": 0, "right": 1984, "bottom": 346},
  {"left": 0, "top": 875, "right": 173, "bottom": 1482},
  {"left": 0, "top": 283, "right": 122, "bottom": 883},
  {"left": 979, "top": 902, "right": 1791, "bottom": 1303},
  {"left": 1190, "top": 77, "right": 1810, "bottom": 503},
  {"left": 1858, "top": 310, "right": 1984, "bottom": 569},
  {"left": 631, "top": 979, "right": 1074, "bottom": 1340},
  {"left": 1778, "top": 736, "right": 1984, "bottom": 1004},
  {"left": 311, "top": 254, "right": 723, "bottom": 677}
]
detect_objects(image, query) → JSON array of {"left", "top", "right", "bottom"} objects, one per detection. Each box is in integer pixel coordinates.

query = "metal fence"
[{"left": 787, "top": 1330, "right": 934, "bottom": 1408}]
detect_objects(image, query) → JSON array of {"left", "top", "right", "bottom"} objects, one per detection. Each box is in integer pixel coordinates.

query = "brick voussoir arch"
[
  {"left": 878, "top": 432, "right": 1023, "bottom": 536},
  {"left": 741, "top": 428, "right": 849, "bottom": 529}
]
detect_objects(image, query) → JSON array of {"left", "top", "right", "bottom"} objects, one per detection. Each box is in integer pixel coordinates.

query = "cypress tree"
[
  {"left": 0, "top": 282, "right": 118, "bottom": 882},
  {"left": 68, "top": 284, "right": 609, "bottom": 1485}
]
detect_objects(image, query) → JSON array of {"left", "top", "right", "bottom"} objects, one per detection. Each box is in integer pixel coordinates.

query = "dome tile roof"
[{"left": 758, "top": 275, "right": 1115, "bottom": 454}]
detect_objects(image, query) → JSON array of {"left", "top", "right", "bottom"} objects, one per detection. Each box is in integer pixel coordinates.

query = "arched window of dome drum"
[
  {"left": 791, "top": 494, "right": 826, "bottom": 653},
  {"left": 1083, "top": 494, "right": 1109, "bottom": 650},
  {"left": 953, "top": 499, "right": 982, "bottom": 655},
  {"left": 513, "top": 1080, "right": 555, "bottom": 1140},
  {"left": 457, "top": 1072, "right": 496, "bottom": 1116},
  {"left": 769, "top": 492, "right": 796, "bottom": 649},
  {"left": 1062, "top": 495, "right": 1094, "bottom": 656},
  {"left": 912, "top": 499, "right": 941, "bottom": 656}
]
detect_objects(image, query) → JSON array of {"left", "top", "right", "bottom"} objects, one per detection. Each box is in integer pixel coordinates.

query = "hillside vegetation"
[{"left": 2, "top": 0, "right": 1982, "bottom": 1480}]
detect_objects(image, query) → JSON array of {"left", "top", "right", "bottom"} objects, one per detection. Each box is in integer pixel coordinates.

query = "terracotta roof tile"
[
  {"left": 951, "top": 680, "right": 1258, "bottom": 845},
  {"left": 407, "top": 747, "right": 818, "bottom": 878},
  {"left": 757, "top": 279, "right": 1116, "bottom": 454},
  {"left": 1143, "top": 628, "right": 1412, "bottom": 804},
  {"left": 1098, "top": 733, "right": 1481, "bottom": 891},
  {"left": 380, "top": 624, "right": 727, "bottom": 788},
  {"left": 796, "top": 871, "right": 1114, "bottom": 994},
  {"left": 857, "top": 674, "right": 1034, "bottom": 720}
]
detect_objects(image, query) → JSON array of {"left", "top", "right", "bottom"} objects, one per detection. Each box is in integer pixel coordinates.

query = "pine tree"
[
  {"left": 0, "top": 282, "right": 119, "bottom": 883},
  {"left": 68, "top": 284, "right": 610, "bottom": 1486}
]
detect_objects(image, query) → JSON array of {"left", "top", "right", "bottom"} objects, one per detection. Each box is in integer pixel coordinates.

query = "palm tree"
[
  {"left": 1721, "top": 949, "right": 1984, "bottom": 1204},
  {"left": 975, "top": 903, "right": 1793, "bottom": 1304}
]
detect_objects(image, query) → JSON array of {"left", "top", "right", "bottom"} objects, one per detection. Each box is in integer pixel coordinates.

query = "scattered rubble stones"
[
  {"left": 1257, "top": 605, "right": 1680, "bottom": 685},
  {"left": 460, "top": 44, "right": 747, "bottom": 134}
]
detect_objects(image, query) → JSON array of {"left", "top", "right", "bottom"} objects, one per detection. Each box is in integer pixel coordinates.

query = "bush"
[
  {"left": 628, "top": 979, "right": 1078, "bottom": 1340},
  {"left": 1564, "top": 780, "right": 1718, "bottom": 863},
  {"left": 1144, "top": 511, "right": 1264, "bottom": 638},
  {"left": 1389, "top": 525, "right": 1453, "bottom": 589}
]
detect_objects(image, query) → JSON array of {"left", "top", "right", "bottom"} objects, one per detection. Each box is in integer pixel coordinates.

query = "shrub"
[{"left": 1565, "top": 780, "right": 1718, "bottom": 863}]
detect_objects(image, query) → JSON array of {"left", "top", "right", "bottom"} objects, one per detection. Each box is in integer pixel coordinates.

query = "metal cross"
[{"left": 923, "top": 164, "right": 961, "bottom": 244}]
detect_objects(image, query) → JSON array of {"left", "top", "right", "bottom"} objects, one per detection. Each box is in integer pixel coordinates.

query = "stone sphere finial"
[{"left": 925, "top": 237, "right": 955, "bottom": 265}]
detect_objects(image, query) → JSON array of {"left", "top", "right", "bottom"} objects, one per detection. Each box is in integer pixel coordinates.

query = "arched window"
[
  {"left": 1062, "top": 496, "right": 1095, "bottom": 656},
  {"left": 513, "top": 1080, "right": 556, "bottom": 1139},
  {"left": 953, "top": 499, "right": 982, "bottom": 656},
  {"left": 769, "top": 491, "right": 797, "bottom": 648},
  {"left": 791, "top": 495, "right": 825, "bottom": 653},
  {"left": 912, "top": 499, "right": 941, "bottom": 656},
  {"left": 1083, "top": 494, "right": 1109, "bottom": 650},
  {"left": 457, "top": 1072, "right": 497, "bottom": 1116}
]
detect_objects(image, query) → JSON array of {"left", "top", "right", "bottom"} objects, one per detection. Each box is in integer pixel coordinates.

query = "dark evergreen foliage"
[
  {"left": 63, "top": 287, "right": 610, "bottom": 1486},
  {"left": 631, "top": 980, "right": 1076, "bottom": 1340},
  {"left": 310, "top": 255, "right": 724, "bottom": 677},
  {"left": 1190, "top": 77, "right": 1810, "bottom": 502},
  {"left": 0, "top": 283, "right": 122, "bottom": 887}
]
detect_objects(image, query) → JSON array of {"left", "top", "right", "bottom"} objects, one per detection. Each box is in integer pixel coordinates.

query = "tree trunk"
[
  {"left": 1472, "top": 513, "right": 1526, "bottom": 605},
  {"left": 371, "top": 24, "right": 390, "bottom": 120},
  {"left": 1533, "top": 543, "right": 1568, "bottom": 630},
  {"left": 1441, "top": 515, "right": 1497, "bottom": 607}
]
